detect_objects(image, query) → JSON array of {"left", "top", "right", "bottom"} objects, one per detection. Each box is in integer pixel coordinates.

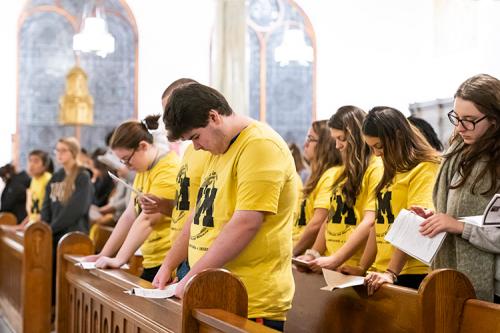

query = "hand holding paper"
[
  {"left": 107, "top": 171, "right": 155, "bottom": 203},
  {"left": 125, "top": 283, "right": 178, "bottom": 299},
  {"left": 321, "top": 268, "right": 364, "bottom": 291}
]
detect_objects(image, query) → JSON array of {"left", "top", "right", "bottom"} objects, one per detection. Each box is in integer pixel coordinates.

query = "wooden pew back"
[
  {"left": 0, "top": 220, "right": 52, "bottom": 333},
  {"left": 56, "top": 232, "right": 258, "bottom": 333}
]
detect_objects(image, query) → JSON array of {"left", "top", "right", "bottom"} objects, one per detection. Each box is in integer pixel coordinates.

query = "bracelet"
[
  {"left": 305, "top": 249, "right": 320, "bottom": 259},
  {"left": 385, "top": 268, "right": 398, "bottom": 283}
]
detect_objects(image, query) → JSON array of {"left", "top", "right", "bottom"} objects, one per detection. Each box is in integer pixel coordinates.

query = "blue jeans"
[{"left": 176, "top": 260, "right": 190, "bottom": 280}]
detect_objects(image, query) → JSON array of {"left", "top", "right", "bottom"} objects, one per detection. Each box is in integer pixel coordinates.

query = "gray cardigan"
[{"left": 433, "top": 141, "right": 500, "bottom": 301}]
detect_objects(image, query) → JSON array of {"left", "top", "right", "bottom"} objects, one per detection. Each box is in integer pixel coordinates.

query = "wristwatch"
[{"left": 305, "top": 249, "right": 320, "bottom": 259}]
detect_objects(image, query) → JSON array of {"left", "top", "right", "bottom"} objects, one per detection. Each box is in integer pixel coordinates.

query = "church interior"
[{"left": 0, "top": 0, "right": 499, "bottom": 332}]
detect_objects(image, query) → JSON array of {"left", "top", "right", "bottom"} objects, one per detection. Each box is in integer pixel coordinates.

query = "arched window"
[
  {"left": 17, "top": 0, "right": 137, "bottom": 168},
  {"left": 246, "top": 0, "right": 316, "bottom": 145}
]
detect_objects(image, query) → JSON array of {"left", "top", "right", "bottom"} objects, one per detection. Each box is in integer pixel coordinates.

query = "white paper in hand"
[
  {"left": 107, "top": 171, "right": 154, "bottom": 203},
  {"left": 124, "top": 283, "right": 178, "bottom": 299},
  {"left": 385, "top": 209, "right": 446, "bottom": 266}
]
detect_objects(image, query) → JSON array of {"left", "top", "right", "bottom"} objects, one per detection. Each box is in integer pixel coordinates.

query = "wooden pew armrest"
[{"left": 193, "top": 308, "right": 278, "bottom": 333}]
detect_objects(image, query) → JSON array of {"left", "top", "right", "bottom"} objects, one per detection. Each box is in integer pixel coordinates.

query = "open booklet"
[
  {"left": 320, "top": 268, "right": 365, "bottom": 291},
  {"left": 75, "top": 261, "right": 129, "bottom": 270},
  {"left": 107, "top": 171, "right": 154, "bottom": 203},
  {"left": 459, "top": 194, "right": 500, "bottom": 227},
  {"left": 385, "top": 209, "right": 446, "bottom": 266}
]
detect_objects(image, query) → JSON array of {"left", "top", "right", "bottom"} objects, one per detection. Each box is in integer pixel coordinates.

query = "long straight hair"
[
  {"left": 58, "top": 137, "right": 81, "bottom": 204},
  {"left": 363, "top": 107, "right": 441, "bottom": 194},
  {"left": 447, "top": 74, "right": 500, "bottom": 195},
  {"left": 303, "top": 120, "right": 342, "bottom": 198},
  {"left": 328, "top": 106, "right": 371, "bottom": 207}
]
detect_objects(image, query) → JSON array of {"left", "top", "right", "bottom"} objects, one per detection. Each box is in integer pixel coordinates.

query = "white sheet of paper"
[
  {"left": 124, "top": 283, "right": 178, "bottom": 299},
  {"left": 321, "top": 269, "right": 365, "bottom": 291},
  {"left": 107, "top": 171, "right": 155, "bottom": 203},
  {"left": 75, "top": 262, "right": 130, "bottom": 270},
  {"left": 89, "top": 205, "right": 103, "bottom": 220},
  {"left": 385, "top": 209, "right": 446, "bottom": 266}
]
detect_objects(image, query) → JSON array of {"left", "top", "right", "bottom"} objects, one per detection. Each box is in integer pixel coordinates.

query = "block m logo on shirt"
[
  {"left": 329, "top": 194, "right": 356, "bottom": 226},
  {"left": 376, "top": 190, "right": 394, "bottom": 224},
  {"left": 175, "top": 165, "right": 191, "bottom": 211},
  {"left": 194, "top": 172, "right": 218, "bottom": 228}
]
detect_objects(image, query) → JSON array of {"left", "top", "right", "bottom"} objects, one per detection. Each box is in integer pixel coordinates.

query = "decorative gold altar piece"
[{"left": 59, "top": 66, "right": 94, "bottom": 125}]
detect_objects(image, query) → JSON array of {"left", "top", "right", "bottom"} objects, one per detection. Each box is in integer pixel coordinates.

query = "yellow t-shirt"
[
  {"left": 293, "top": 166, "right": 340, "bottom": 243},
  {"left": 133, "top": 151, "right": 179, "bottom": 268},
  {"left": 170, "top": 144, "right": 210, "bottom": 243},
  {"left": 325, "top": 157, "right": 383, "bottom": 267},
  {"left": 373, "top": 161, "right": 439, "bottom": 275},
  {"left": 188, "top": 121, "right": 296, "bottom": 320},
  {"left": 28, "top": 172, "right": 52, "bottom": 222}
]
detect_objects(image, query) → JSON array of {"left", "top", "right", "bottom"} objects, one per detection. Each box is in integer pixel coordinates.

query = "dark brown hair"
[
  {"left": 303, "top": 120, "right": 342, "bottom": 198},
  {"left": 29, "top": 150, "right": 54, "bottom": 173},
  {"left": 110, "top": 115, "right": 160, "bottom": 149},
  {"left": 363, "top": 107, "right": 441, "bottom": 194},
  {"left": 163, "top": 83, "right": 233, "bottom": 141},
  {"left": 288, "top": 142, "right": 307, "bottom": 173},
  {"left": 448, "top": 74, "right": 500, "bottom": 195},
  {"left": 328, "top": 106, "right": 371, "bottom": 207}
]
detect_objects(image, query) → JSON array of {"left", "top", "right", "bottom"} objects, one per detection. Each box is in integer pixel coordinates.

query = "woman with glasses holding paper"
[
  {"left": 359, "top": 107, "right": 440, "bottom": 294},
  {"left": 414, "top": 74, "right": 500, "bottom": 303},
  {"left": 83, "top": 115, "right": 179, "bottom": 282},
  {"left": 292, "top": 120, "right": 342, "bottom": 257},
  {"left": 297, "top": 106, "right": 383, "bottom": 276}
]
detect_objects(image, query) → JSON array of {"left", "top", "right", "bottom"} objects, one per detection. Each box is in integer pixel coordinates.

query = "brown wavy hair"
[
  {"left": 363, "top": 107, "right": 441, "bottom": 194},
  {"left": 110, "top": 115, "right": 160, "bottom": 149},
  {"left": 328, "top": 106, "right": 371, "bottom": 207},
  {"left": 303, "top": 120, "right": 342, "bottom": 198},
  {"left": 447, "top": 74, "right": 500, "bottom": 195},
  {"left": 58, "top": 137, "right": 81, "bottom": 204}
]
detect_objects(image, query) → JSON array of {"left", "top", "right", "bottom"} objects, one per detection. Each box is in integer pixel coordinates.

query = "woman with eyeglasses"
[
  {"left": 41, "top": 137, "right": 93, "bottom": 303},
  {"left": 297, "top": 106, "right": 383, "bottom": 276},
  {"left": 292, "top": 120, "right": 342, "bottom": 257},
  {"left": 413, "top": 74, "right": 500, "bottom": 303},
  {"left": 83, "top": 115, "right": 179, "bottom": 282}
]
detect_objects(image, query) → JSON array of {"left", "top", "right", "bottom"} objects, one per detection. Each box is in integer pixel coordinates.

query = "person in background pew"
[
  {"left": 0, "top": 163, "right": 31, "bottom": 223},
  {"left": 297, "top": 106, "right": 382, "bottom": 276},
  {"left": 358, "top": 107, "right": 440, "bottom": 294},
  {"left": 140, "top": 78, "right": 210, "bottom": 281},
  {"left": 41, "top": 137, "right": 94, "bottom": 304},
  {"left": 89, "top": 148, "right": 115, "bottom": 208},
  {"left": 292, "top": 120, "right": 342, "bottom": 257},
  {"left": 413, "top": 74, "right": 500, "bottom": 303},
  {"left": 288, "top": 142, "right": 310, "bottom": 184},
  {"left": 156, "top": 83, "right": 297, "bottom": 331},
  {"left": 83, "top": 115, "right": 179, "bottom": 282},
  {"left": 14, "top": 150, "right": 53, "bottom": 230},
  {"left": 408, "top": 116, "right": 444, "bottom": 152}
]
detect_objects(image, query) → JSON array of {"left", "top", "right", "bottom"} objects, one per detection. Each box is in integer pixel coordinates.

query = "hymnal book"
[
  {"left": 75, "top": 261, "right": 130, "bottom": 270},
  {"left": 292, "top": 257, "right": 312, "bottom": 270},
  {"left": 320, "top": 268, "right": 364, "bottom": 291},
  {"left": 384, "top": 209, "right": 446, "bottom": 266},
  {"left": 459, "top": 194, "right": 500, "bottom": 227}
]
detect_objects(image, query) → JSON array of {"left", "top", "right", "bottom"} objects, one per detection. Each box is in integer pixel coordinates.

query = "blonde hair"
[{"left": 58, "top": 137, "right": 81, "bottom": 204}]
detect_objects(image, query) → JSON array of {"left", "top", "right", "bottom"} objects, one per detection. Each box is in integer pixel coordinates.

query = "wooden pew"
[
  {"left": 56, "top": 232, "right": 273, "bottom": 333},
  {"left": 0, "top": 219, "right": 52, "bottom": 333},
  {"left": 0, "top": 212, "right": 17, "bottom": 226},
  {"left": 286, "top": 268, "right": 500, "bottom": 333}
]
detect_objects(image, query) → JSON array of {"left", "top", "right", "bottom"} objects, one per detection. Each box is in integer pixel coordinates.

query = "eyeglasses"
[
  {"left": 305, "top": 135, "right": 319, "bottom": 144},
  {"left": 120, "top": 148, "right": 137, "bottom": 166},
  {"left": 447, "top": 110, "right": 488, "bottom": 131},
  {"left": 54, "top": 148, "right": 69, "bottom": 154}
]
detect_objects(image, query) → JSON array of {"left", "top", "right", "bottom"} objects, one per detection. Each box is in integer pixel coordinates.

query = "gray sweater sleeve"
[{"left": 462, "top": 223, "right": 500, "bottom": 254}]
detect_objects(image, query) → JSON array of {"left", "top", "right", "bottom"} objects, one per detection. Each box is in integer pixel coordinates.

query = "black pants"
[
  {"left": 495, "top": 294, "right": 500, "bottom": 304},
  {"left": 140, "top": 265, "right": 161, "bottom": 282},
  {"left": 395, "top": 274, "right": 427, "bottom": 290},
  {"left": 251, "top": 318, "right": 284, "bottom": 331}
]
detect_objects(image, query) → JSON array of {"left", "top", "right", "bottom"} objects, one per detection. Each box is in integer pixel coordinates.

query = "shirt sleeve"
[
  {"left": 235, "top": 139, "right": 290, "bottom": 214},
  {"left": 407, "top": 162, "right": 439, "bottom": 210},
  {"left": 313, "top": 169, "right": 335, "bottom": 210},
  {"left": 363, "top": 162, "right": 383, "bottom": 211}
]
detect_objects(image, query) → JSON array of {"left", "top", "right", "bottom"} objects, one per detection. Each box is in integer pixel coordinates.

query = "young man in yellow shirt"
[{"left": 154, "top": 83, "right": 297, "bottom": 331}]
